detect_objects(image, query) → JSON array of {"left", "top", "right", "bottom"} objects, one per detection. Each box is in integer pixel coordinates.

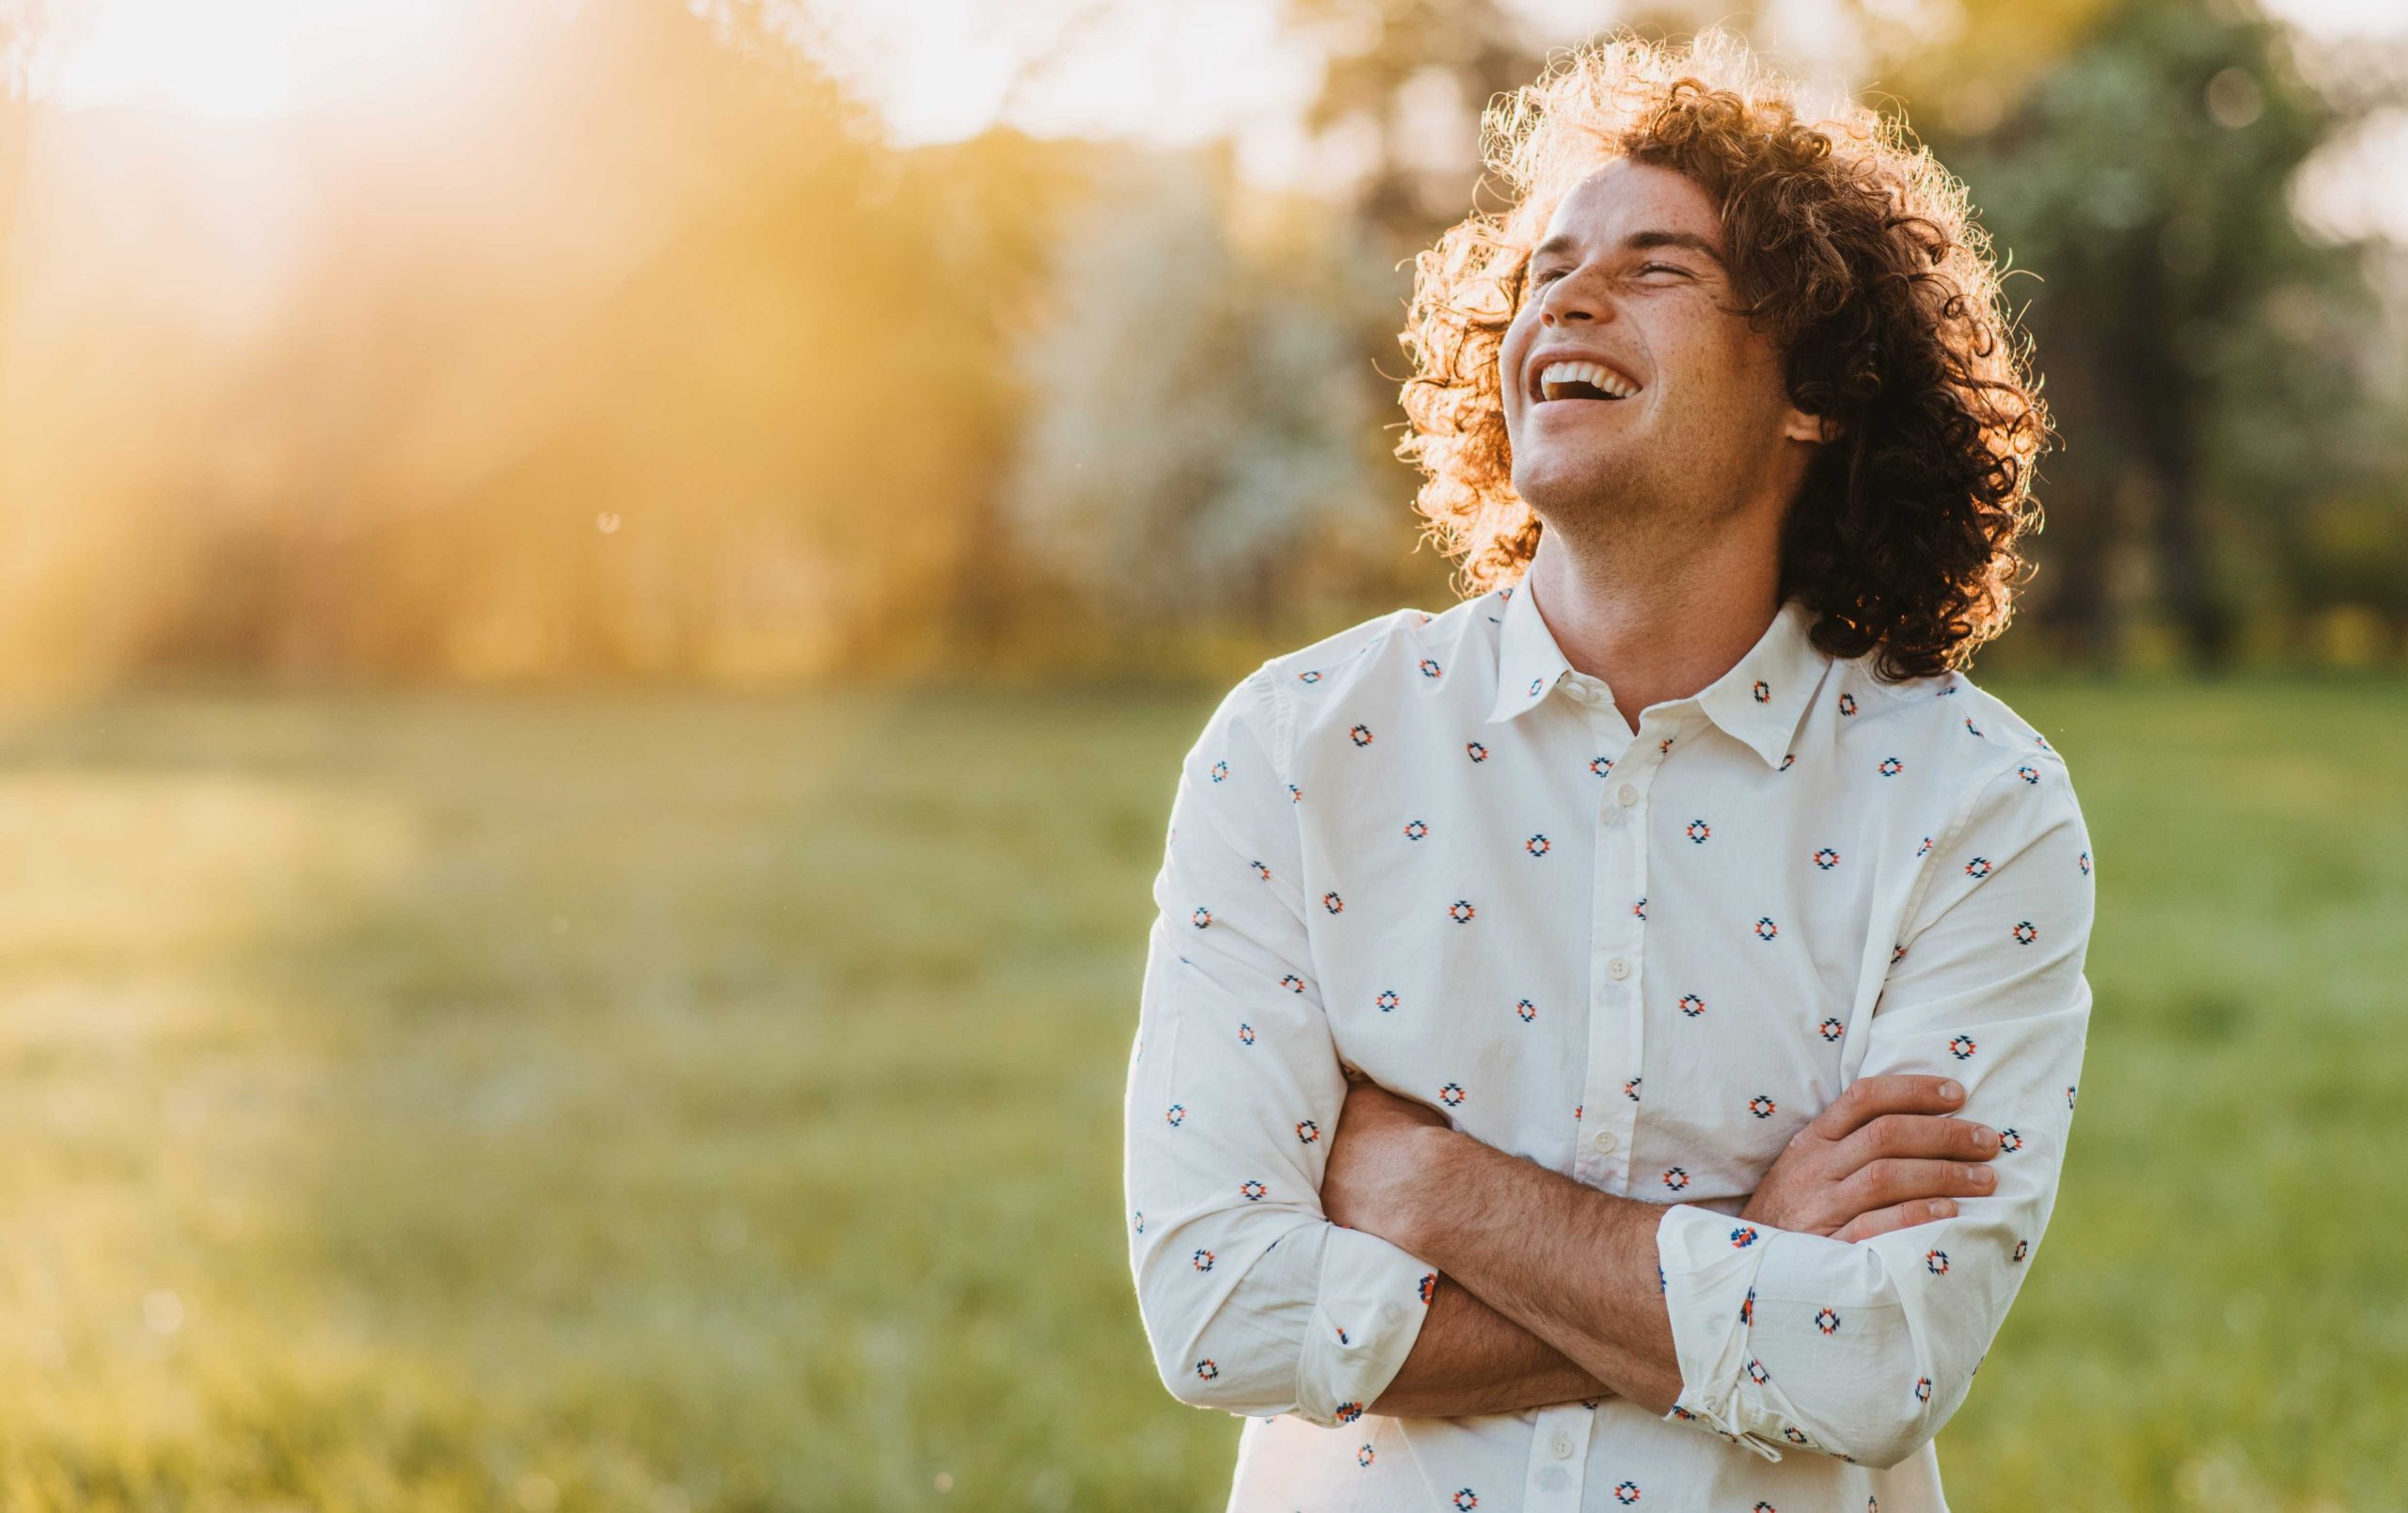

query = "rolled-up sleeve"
[
  {"left": 1655, "top": 750, "right": 2096, "bottom": 1468},
  {"left": 1122, "top": 667, "right": 1436, "bottom": 1427}
]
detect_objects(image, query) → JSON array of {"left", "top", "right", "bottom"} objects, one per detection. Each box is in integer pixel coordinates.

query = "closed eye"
[{"left": 1531, "top": 262, "right": 1690, "bottom": 285}]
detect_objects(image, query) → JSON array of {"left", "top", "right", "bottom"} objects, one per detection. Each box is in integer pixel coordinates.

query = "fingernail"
[
  {"left": 1971, "top": 1167, "right": 1995, "bottom": 1187},
  {"left": 1929, "top": 1200, "right": 1956, "bottom": 1218},
  {"left": 1940, "top": 1081, "right": 1963, "bottom": 1102},
  {"left": 1976, "top": 1127, "right": 1999, "bottom": 1150}
]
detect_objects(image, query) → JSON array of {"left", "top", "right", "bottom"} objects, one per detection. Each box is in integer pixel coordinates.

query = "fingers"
[
  {"left": 1831, "top": 1197, "right": 1958, "bottom": 1244},
  {"left": 1832, "top": 1111, "right": 2001, "bottom": 1170},
  {"left": 1807, "top": 1075, "right": 1969, "bottom": 1141},
  {"left": 1842, "top": 1156, "right": 1998, "bottom": 1214}
]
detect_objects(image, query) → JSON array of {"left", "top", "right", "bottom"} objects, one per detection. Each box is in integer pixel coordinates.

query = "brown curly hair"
[{"left": 1395, "top": 26, "right": 2054, "bottom": 680}]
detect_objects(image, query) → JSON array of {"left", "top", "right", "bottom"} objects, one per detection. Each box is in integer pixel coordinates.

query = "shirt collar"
[
  {"left": 1483, "top": 578, "right": 1832, "bottom": 770},
  {"left": 1484, "top": 580, "right": 1572, "bottom": 726}
]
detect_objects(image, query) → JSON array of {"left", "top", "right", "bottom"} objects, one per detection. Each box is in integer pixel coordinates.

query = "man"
[{"left": 1122, "top": 28, "right": 2094, "bottom": 1512}]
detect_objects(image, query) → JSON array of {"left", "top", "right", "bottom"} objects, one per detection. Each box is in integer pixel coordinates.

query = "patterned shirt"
[{"left": 1121, "top": 575, "right": 2097, "bottom": 1511}]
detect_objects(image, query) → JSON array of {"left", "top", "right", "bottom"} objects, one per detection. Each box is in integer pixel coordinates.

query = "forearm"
[
  {"left": 1368, "top": 1270, "right": 1614, "bottom": 1418},
  {"left": 1387, "top": 1128, "right": 1687, "bottom": 1412}
]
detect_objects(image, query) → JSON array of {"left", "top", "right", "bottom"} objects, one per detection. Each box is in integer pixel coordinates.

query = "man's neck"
[{"left": 1520, "top": 530, "right": 1784, "bottom": 738}]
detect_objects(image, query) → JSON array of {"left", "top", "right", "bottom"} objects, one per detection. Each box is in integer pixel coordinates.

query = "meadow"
[{"left": 0, "top": 674, "right": 2400, "bottom": 1510}]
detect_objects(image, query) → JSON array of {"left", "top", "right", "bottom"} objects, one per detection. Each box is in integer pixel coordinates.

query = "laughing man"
[{"left": 1124, "top": 28, "right": 2095, "bottom": 1512}]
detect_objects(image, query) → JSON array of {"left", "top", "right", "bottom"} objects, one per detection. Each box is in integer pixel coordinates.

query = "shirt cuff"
[
  {"left": 1291, "top": 1223, "right": 1437, "bottom": 1428},
  {"left": 1655, "top": 1202, "right": 1788, "bottom": 1461}
]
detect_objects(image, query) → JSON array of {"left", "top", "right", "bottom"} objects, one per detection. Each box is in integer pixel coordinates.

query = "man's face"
[{"left": 1497, "top": 159, "right": 1818, "bottom": 531}]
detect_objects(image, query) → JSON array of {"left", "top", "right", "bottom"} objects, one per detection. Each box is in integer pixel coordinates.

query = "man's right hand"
[{"left": 1739, "top": 1075, "right": 2001, "bottom": 1242}]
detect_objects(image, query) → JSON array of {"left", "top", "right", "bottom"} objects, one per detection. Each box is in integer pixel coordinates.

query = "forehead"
[{"left": 1540, "top": 159, "right": 1719, "bottom": 244}]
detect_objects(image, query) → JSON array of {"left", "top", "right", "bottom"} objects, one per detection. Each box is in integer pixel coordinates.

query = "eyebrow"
[{"left": 1531, "top": 229, "right": 1728, "bottom": 270}]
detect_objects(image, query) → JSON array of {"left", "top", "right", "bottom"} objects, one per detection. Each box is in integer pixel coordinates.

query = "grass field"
[{"left": 0, "top": 676, "right": 2400, "bottom": 1510}]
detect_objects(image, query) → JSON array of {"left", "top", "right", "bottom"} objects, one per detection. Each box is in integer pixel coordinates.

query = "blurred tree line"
[{"left": 0, "top": 0, "right": 2400, "bottom": 693}]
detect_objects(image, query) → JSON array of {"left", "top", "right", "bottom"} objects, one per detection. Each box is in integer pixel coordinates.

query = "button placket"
[
  {"left": 1596, "top": 714, "right": 1698, "bottom": 1196},
  {"left": 1519, "top": 1402, "right": 1594, "bottom": 1511},
  {"left": 1579, "top": 699, "right": 1647, "bottom": 1188}
]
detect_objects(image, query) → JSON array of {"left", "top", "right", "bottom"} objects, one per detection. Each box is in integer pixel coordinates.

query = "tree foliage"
[{"left": 1931, "top": 0, "right": 2408, "bottom": 666}]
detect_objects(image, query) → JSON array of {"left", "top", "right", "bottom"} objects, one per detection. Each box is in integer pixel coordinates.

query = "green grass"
[{"left": 0, "top": 676, "right": 2400, "bottom": 1510}]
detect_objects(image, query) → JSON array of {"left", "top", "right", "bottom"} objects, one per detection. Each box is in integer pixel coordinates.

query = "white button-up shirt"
[{"left": 1122, "top": 576, "right": 2097, "bottom": 1511}]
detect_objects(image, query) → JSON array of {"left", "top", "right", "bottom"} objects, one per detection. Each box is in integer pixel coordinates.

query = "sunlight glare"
[{"left": 52, "top": 0, "right": 442, "bottom": 119}]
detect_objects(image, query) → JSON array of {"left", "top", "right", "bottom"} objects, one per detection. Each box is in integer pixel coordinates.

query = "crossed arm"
[{"left": 1334, "top": 1073, "right": 2004, "bottom": 1419}]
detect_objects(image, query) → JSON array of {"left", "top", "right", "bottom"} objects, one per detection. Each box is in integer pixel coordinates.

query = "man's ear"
[{"left": 1782, "top": 406, "right": 1842, "bottom": 446}]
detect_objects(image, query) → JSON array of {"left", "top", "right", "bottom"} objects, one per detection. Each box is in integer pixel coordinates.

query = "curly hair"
[{"left": 1395, "top": 26, "right": 2054, "bottom": 680}]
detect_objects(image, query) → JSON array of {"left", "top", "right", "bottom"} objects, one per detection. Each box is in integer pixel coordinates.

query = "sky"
[{"left": 36, "top": 0, "right": 2408, "bottom": 240}]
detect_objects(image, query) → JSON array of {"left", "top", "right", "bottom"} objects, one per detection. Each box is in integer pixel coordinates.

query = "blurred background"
[{"left": 0, "top": 0, "right": 2402, "bottom": 1506}]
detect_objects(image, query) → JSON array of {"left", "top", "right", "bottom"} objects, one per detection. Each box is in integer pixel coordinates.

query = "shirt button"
[
  {"left": 1607, "top": 957, "right": 1630, "bottom": 980},
  {"left": 1616, "top": 784, "right": 1639, "bottom": 807},
  {"left": 1590, "top": 1128, "right": 1618, "bottom": 1155},
  {"left": 1550, "top": 1431, "right": 1574, "bottom": 1458}
]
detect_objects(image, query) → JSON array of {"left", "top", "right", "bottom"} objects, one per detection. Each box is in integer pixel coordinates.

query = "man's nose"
[
  {"left": 1531, "top": 260, "right": 1627, "bottom": 327},
  {"left": 1539, "top": 271, "right": 1614, "bottom": 326},
  {"left": 1542, "top": 298, "right": 1607, "bottom": 326}
]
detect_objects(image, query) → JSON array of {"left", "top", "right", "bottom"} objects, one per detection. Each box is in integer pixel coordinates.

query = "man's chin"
[{"left": 1510, "top": 452, "right": 1629, "bottom": 513}]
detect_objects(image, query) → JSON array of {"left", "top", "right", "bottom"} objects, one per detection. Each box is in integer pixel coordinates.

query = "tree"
[
  {"left": 996, "top": 140, "right": 1406, "bottom": 653},
  {"left": 1927, "top": 0, "right": 2407, "bottom": 669}
]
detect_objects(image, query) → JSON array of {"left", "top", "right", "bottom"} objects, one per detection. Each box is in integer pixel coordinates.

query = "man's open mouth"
[{"left": 1533, "top": 359, "right": 1640, "bottom": 404}]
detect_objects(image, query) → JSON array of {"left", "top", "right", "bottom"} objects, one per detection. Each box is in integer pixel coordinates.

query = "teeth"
[{"left": 1538, "top": 360, "right": 1638, "bottom": 401}]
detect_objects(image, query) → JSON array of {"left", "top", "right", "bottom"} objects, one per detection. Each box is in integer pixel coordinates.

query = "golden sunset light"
[{"left": 0, "top": 1, "right": 2402, "bottom": 1506}]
